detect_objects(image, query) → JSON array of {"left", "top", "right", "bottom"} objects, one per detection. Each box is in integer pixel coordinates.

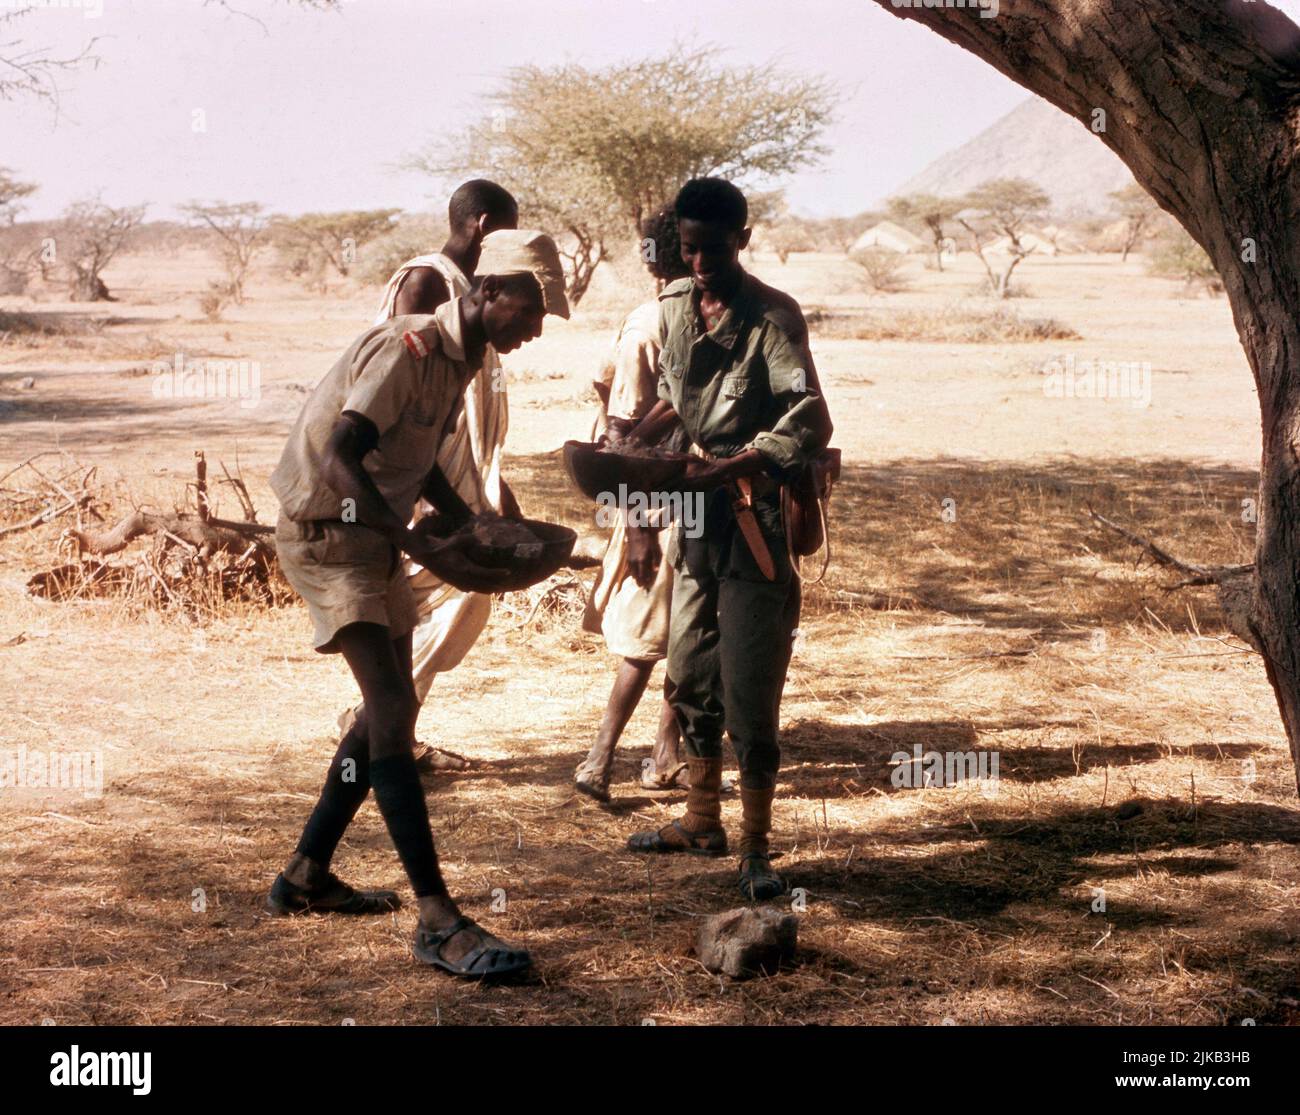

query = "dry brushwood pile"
[
  {"left": 2, "top": 449, "right": 600, "bottom": 627},
  {"left": 3, "top": 450, "right": 286, "bottom": 615}
]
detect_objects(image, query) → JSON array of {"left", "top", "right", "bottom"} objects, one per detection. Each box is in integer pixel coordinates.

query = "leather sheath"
[{"left": 730, "top": 476, "right": 777, "bottom": 581}]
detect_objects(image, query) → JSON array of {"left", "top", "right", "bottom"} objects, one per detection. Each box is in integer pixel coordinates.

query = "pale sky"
[{"left": 7, "top": 0, "right": 1300, "bottom": 222}]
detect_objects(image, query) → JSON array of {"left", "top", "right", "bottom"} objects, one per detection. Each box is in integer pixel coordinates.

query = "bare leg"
[
  {"left": 282, "top": 630, "right": 412, "bottom": 891},
  {"left": 327, "top": 624, "right": 517, "bottom": 967},
  {"left": 575, "top": 656, "right": 655, "bottom": 800},
  {"left": 648, "top": 693, "right": 683, "bottom": 778}
]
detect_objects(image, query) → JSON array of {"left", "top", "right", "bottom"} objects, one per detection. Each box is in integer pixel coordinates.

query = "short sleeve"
[
  {"left": 341, "top": 332, "right": 418, "bottom": 437},
  {"left": 606, "top": 331, "right": 660, "bottom": 421}
]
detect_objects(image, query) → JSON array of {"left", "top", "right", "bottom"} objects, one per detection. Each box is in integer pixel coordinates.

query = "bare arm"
[
  {"left": 321, "top": 412, "right": 507, "bottom": 587},
  {"left": 323, "top": 412, "right": 414, "bottom": 547},
  {"left": 626, "top": 522, "right": 662, "bottom": 589},
  {"left": 626, "top": 400, "right": 681, "bottom": 446},
  {"left": 420, "top": 463, "right": 474, "bottom": 526},
  {"left": 499, "top": 479, "right": 523, "bottom": 520},
  {"left": 684, "top": 447, "right": 769, "bottom": 487},
  {"left": 393, "top": 267, "right": 452, "bottom": 317}
]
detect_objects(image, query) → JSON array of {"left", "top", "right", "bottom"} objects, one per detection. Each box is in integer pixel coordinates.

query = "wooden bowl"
[
  {"left": 412, "top": 514, "right": 577, "bottom": 593},
  {"left": 563, "top": 440, "right": 693, "bottom": 501}
]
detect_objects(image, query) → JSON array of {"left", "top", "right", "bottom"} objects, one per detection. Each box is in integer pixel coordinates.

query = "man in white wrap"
[
  {"left": 574, "top": 205, "right": 734, "bottom": 802},
  {"left": 338, "top": 180, "right": 522, "bottom": 771}
]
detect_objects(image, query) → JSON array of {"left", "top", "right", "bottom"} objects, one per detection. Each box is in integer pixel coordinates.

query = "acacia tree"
[
  {"left": 0, "top": 6, "right": 97, "bottom": 102},
  {"left": 180, "top": 201, "right": 268, "bottom": 306},
  {"left": 958, "top": 177, "right": 1050, "bottom": 298},
  {"left": 271, "top": 209, "right": 400, "bottom": 292},
  {"left": 888, "top": 193, "right": 962, "bottom": 271},
  {"left": 1150, "top": 225, "right": 1223, "bottom": 295},
  {"left": 416, "top": 45, "right": 836, "bottom": 305},
  {"left": 0, "top": 168, "right": 36, "bottom": 226},
  {"left": 1111, "top": 183, "right": 1162, "bottom": 262},
  {"left": 60, "top": 199, "right": 147, "bottom": 302},
  {"left": 871, "top": 0, "right": 1300, "bottom": 791},
  {"left": 1, "top": 0, "right": 329, "bottom": 102}
]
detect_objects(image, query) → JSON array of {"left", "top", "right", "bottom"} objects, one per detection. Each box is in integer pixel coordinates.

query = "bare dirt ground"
[{"left": 2, "top": 246, "right": 1297, "bottom": 1026}]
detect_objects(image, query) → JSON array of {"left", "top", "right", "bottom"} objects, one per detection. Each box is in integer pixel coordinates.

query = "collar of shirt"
[
  {"left": 688, "top": 272, "right": 757, "bottom": 353},
  {"left": 400, "top": 295, "right": 475, "bottom": 369},
  {"left": 432, "top": 296, "right": 469, "bottom": 363}
]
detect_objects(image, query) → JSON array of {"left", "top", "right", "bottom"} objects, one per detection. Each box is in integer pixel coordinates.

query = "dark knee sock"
[
  {"left": 369, "top": 751, "right": 447, "bottom": 899},
  {"left": 295, "top": 727, "right": 371, "bottom": 868}
]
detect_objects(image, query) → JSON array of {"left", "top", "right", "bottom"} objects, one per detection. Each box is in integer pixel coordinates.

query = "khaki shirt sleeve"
[
  {"left": 746, "top": 323, "right": 833, "bottom": 473},
  {"left": 607, "top": 331, "right": 660, "bottom": 422},
  {"left": 341, "top": 332, "right": 419, "bottom": 437}
]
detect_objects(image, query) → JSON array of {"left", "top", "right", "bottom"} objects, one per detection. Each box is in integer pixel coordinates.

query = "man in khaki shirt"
[{"left": 267, "top": 230, "right": 570, "bottom": 981}]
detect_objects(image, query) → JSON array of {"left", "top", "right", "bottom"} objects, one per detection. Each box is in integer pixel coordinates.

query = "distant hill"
[{"left": 888, "top": 96, "right": 1137, "bottom": 216}]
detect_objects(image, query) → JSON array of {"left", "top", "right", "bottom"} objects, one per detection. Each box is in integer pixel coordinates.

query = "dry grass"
[
  {"left": 811, "top": 302, "right": 1080, "bottom": 343},
  {"left": 0, "top": 309, "right": 185, "bottom": 363},
  {"left": 3, "top": 452, "right": 1297, "bottom": 1026},
  {"left": 0, "top": 310, "right": 90, "bottom": 338},
  {"left": 1, "top": 247, "right": 1294, "bottom": 1026}
]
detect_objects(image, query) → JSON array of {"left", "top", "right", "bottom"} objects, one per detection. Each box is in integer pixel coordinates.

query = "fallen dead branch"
[
  {"left": 0, "top": 454, "right": 101, "bottom": 538},
  {"left": 1087, "top": 506, "right": 1253, "bottom": 585},
  {"left": 1086, "top": 505, "right": 1258, "bottom": 651},
  {"left": 67, "top": 509, "right": 272, "bottom": 559},
  {"left": 19, "top": 449, "right": 288, "bottom": 615}
]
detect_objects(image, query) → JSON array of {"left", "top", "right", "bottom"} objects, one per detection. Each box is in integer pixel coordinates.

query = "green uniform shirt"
[{"left": 655, "top": 272, "right": 832, "bottom": 474}]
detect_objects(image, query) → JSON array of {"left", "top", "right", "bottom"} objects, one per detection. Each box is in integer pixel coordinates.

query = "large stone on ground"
[{"left": 697, "top": 906, "right": 797, "bottom": 978}]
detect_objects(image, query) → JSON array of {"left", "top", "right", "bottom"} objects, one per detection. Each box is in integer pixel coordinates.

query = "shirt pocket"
[
  {"left": 660, "top": 352, "right": 685, "bottom": 381},
  {"left": 721, "top": 371, "right": 752, "bottom": 400}
]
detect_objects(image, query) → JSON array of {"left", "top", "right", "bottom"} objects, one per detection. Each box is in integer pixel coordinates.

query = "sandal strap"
[
  {"left": 421, "top": 915, "right": 474, "bottom": 951},
  {"left": 456, "top": 940, "right": 499, "bottom": 975},
  {"left": 667, "top": 819, "right": 714, "bottom": 847},
  {"left": 424, "top": 917, "right": 510, "bottom": 975}
]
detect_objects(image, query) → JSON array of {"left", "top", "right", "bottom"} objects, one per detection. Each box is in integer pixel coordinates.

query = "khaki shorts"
[{"left": 275, "top": 514, "right": 419, "bottom": 654}]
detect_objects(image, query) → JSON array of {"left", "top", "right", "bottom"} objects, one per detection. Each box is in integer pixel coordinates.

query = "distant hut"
[
  {"left": 851, "top": 220, "right": 927, "bottom": 255},
  {"left": 1037, "top": 224, "right": 1086, "bottom": 254},
  {"left": 985, "top": 228, "right": 1065, "bottom": 257}
]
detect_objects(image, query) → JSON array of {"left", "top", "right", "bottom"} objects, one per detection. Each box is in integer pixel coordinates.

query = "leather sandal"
[
  {"left": 413, "top": 743, "right": 471, "bottom": 772},
  {"left": 738, "top": 853, "right": 787, "bottom": 901},
  {"left": 266, "top": 871, "right": 401, "bottom": 916},
  {"left": 640, "top": 762, "right": 690, "bottom": 791},
  {"left": 640, "top": 763, "right": 737, "bottom": 794},
  {"left": 627, "top": 819, "right": 728, "bottom": 855},
  {"left": 574, "top": 757, "right": 613, "bottom": 803},
  {"left": 413, "top": 916, "right": 532, "bottom": 980}
]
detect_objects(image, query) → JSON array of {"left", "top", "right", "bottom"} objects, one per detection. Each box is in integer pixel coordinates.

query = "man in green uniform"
[{"left": 626, "top": 177, "right": 832, "bottom": 901}]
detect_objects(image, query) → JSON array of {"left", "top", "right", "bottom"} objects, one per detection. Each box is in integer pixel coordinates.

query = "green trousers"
[{"left": 666, "top": 487, "right": 801, "bottom": 791}]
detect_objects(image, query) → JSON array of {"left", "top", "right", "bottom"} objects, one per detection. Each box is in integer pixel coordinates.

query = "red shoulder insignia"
[{"left": 402, "top": 330, "right": 430, "bottom": 358}]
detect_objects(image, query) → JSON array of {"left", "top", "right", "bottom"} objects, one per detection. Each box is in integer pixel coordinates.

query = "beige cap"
[{"left": 477, "top": 229, "right": 571, "bottom": 320}]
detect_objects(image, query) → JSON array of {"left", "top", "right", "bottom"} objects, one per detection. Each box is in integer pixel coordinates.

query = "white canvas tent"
[
  {"left": 985, "top": 229, "right": 1065, "bottom": 257},
  {"left": 851, "top": 220, "right": 927, "bottom": 255}
]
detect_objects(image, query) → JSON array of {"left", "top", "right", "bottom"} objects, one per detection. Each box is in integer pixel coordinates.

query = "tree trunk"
[
  {"left": 68, "top": 268, "right": 114, "bottom": 302},
  {"left": 562, "top": 227, "right": 606, "bottom": 308},
  {"left": 872, "top": 0, "right": 1300, "bottom": 790}
]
